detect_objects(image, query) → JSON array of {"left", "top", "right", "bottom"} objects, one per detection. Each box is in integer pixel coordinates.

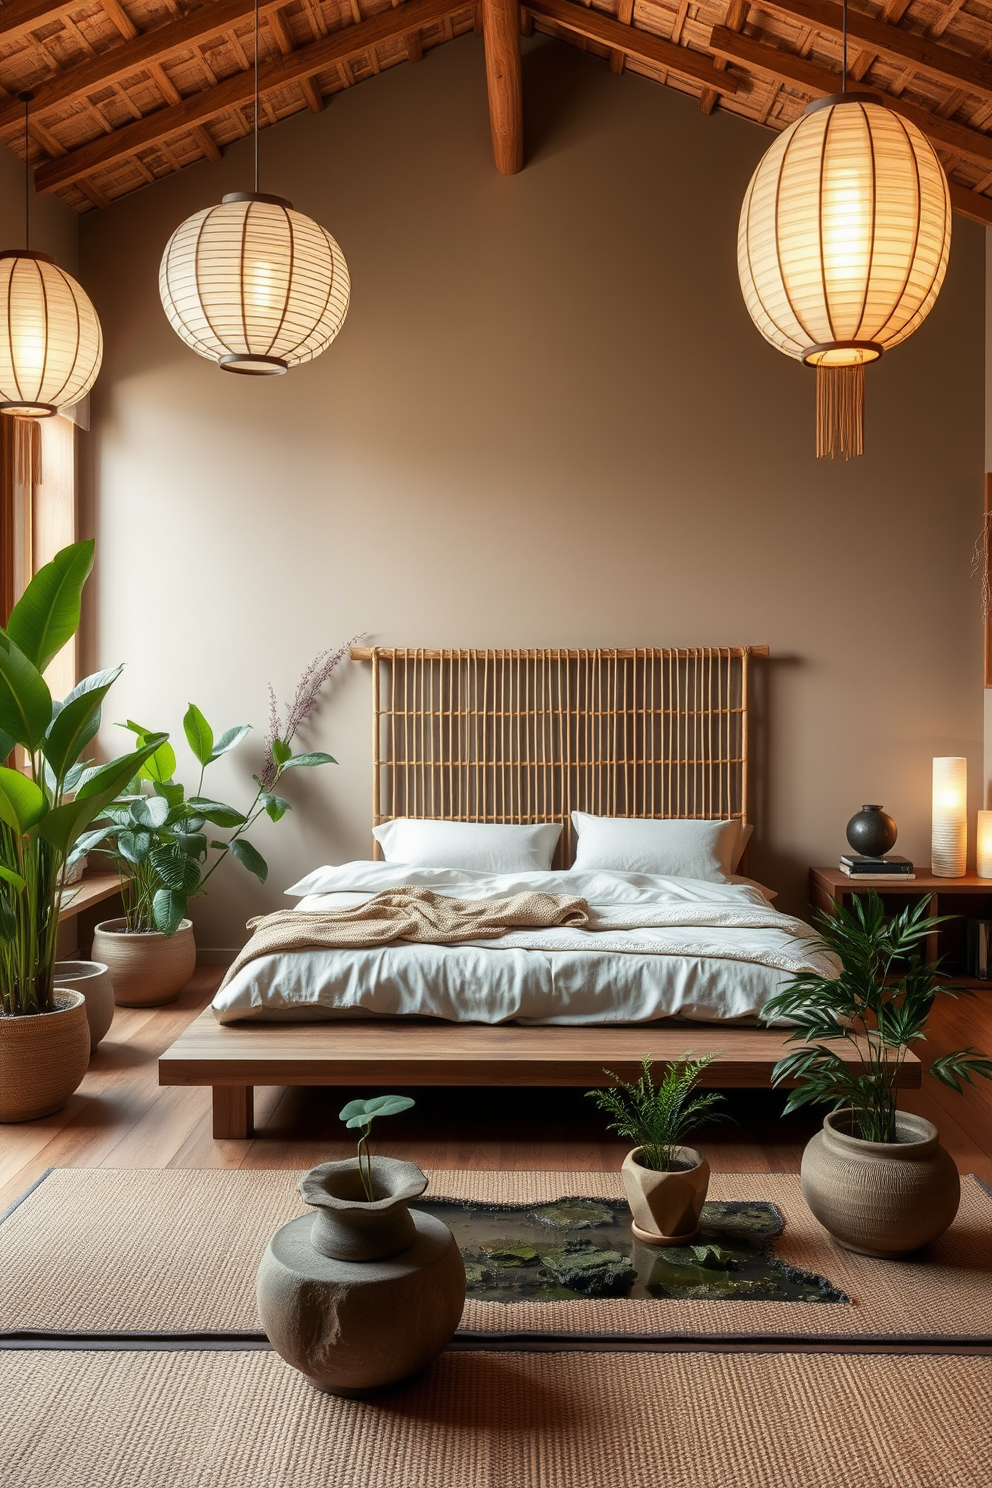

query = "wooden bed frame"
[{"left": 159, "top": 646, "right": 922, "bottom": 1139}]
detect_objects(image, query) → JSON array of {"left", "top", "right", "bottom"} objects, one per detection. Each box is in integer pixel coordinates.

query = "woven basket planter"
[
  {"left": 92, "top": 919, "right": 196, "bottom": 1007},
  {"left": 0, "top": 990, "right": 91, "bottom": 1122},
  {"left": 801, "top": 1109, "right": 960, "bottom": 1258},
  {"left": 54, "top": 960, "right": 115, "bottom": 1050}
]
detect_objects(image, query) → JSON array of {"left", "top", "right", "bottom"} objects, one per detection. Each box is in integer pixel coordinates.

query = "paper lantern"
[
  {"left": 932, "top": 757, "right": 967, "bottom": 878},
  {"left": 738, "top": 94, "right": 951, "bottom": 458},
  {"left": 977, "top": 810, "right": 992, "bottom": 880},
  {"left": 0, "top": 250, "right": 103, "bottom": 417},
  {"left": 159, "top": 192, "right": 350, "bottom": 376}
]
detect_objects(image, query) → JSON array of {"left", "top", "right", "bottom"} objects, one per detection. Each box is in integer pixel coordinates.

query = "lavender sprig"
[{"left": 261, "top": 634, "right": 364, "bottom": 788}]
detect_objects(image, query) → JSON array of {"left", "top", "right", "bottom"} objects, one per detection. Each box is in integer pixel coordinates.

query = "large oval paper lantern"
[
  {"left": 158, "top": 192, "right": 350, "bottom": 376},
  {"left": 0, "top": 249, "right": 103, "bottom": 417},
  {"left": 738, "top": 94, "right": 951, "bottom": 457}
]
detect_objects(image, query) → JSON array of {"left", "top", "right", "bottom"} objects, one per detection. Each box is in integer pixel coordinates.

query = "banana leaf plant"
[
  {"left": 85, "top": 706, "right": 335, "bottom": 936},
  {"left": 0, "top": 541, "right": 168, "bottom": 1017}
]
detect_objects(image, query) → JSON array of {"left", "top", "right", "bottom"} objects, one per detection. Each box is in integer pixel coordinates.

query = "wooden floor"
[{"left": 3, "top": 967, "right": 992, "bottom": 1212}]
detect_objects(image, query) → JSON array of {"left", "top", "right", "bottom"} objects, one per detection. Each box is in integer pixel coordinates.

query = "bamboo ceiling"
[{"left": 3, "top": 0, "right": 992, "bottom": 224}]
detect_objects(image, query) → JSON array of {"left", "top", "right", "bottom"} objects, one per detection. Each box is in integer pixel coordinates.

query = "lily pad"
[
  {"left": 530, "top": 1201, "right": 616, "bottom": 1231},
  {"left": 480, "top": 1241, "right": 540, "bottom": 1268},
  {"left": 464, "top": 1262, "right": 494, "bottom": 1289}
]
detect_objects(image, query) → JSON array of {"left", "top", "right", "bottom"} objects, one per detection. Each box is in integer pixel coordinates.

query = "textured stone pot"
[
  {"left": 257, "top": 1156, "right": 466, "bottom": 1396},
  {"left": 621, "top": 1145, "right": 711, "bottom": 1245},
  {"left": 801, "top": 1109, "right": 960, "bottom": 1258},
  {"left": 0, "top": 990, "right": 91, "bottom": 1122},
  {"left": 845, "top": 804, "right": 898, "bottom": 858},
  {"left": 91, "top": 918, "right": 196, "bottom": 1007},
  {"left": 54, "top": 960, "right": 115, "bottom": 1050}
]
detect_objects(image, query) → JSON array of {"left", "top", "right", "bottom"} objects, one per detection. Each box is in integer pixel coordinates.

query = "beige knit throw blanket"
[{"left": 219, "top": 887, "right": 591, "bottom": 989}]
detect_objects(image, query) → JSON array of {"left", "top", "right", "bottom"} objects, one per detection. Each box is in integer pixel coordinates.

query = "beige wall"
[
  {"left": 79, "top": 36, "right": 986, "bottom": 949},
  {"left": 0, "top": 144, "right": 78, "bottom": 269}
]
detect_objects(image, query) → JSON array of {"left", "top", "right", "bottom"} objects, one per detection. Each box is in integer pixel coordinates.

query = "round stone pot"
[
  {"left": 54, "top": 960, "right": 115, "bottom": 1050},
  {"left": 620, "top": 1145, "right": 711, "bottom": 1245},
  {"left": 91, "top": 918, "right": 196, "bottom": 1007},
  {"left": 257, "top": 1156, "right": 466, "bottom": 1397},
  {"left": 0, "top": 990, "right": 91, "bottom": 1122},
  {"left": 801, "top": 1109, "right": 960, "bottom": 1258}
]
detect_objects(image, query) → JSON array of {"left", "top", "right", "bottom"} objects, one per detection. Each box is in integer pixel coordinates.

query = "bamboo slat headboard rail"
[{"left": 350, "top": 647, "right": 768, "bottom": 866}]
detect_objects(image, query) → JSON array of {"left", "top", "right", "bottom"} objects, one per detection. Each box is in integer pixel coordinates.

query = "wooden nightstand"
[{"left": 809, "top": 867, "right": 992, "bottom": 988}]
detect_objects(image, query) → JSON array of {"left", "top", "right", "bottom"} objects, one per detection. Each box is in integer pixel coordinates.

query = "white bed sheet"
[{"left": 212, "top": 864, "right": 830, "bottom": 1026}]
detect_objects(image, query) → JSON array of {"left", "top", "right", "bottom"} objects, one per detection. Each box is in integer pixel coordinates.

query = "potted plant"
[
  {"left": 763, "top": 891, "right": 992, "bottom": 1257},
  {"left": 87, "top": 678, "right": 340, "bottom": 1006},
  {"left": 256, "top": 1094, "right": 467, "bottom": 1395},
  {"left": 0, "top": 541, "right": 167, "bottom": 1121},
  {"left": 587, "top": 1055, "right": 729, "bottom": 1245}
]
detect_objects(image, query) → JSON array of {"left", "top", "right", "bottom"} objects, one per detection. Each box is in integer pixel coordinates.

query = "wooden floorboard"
[{"left": 2, "top": 971, "right": 991, "bottom": 1211}]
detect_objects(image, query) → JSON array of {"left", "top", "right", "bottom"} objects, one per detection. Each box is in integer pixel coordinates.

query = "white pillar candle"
[
  {"left": 932, "top": 757, "right": 967, "bottom": 878},
  {"left": 978, "top": 811, "right": 992, "bottom": 879}
]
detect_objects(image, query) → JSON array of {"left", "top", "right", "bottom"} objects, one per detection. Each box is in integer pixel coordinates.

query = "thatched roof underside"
[{"left": 2, "top": 0, "right": 992, "bottom": 223}]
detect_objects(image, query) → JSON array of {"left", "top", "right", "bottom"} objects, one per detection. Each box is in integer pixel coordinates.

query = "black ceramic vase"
[{"left": 846, "top": 805, "right": 897, "bottom": 858}]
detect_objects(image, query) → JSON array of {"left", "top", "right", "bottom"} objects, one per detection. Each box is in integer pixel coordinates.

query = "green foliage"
[
  {"left": 91, "top": 699, "right": 335, "bottom": 935},
  {"left": 0, "top": 542, "right": 163, "bottom": 1016},
  {"left": 339, "top": 1095, "right": 416, "bottom": 1200},
  {"left": 763, "top": 891, "right": 992, "bottom": 1143},
  {"left": 586, "top": 1055, "right": 730, "bottom": 1172}
]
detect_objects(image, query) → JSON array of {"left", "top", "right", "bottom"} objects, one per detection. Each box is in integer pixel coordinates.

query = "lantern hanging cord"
[
  {"left": 253, "top": 0, "right": 259, "bottom": 195},
  {"left": 20, "top": 92, "right": 32, "bottom": 251},
  {"left": 842, "top": 0, "right": 848, "bottom": 92}
]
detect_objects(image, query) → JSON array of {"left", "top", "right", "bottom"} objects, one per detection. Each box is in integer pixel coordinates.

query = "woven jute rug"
[
  {"left": 3, "top": 1346, "right": 991, "bottom": 1488},
  {"left": 2, "top": 1167, "right": 990, "bottom": 1351}
]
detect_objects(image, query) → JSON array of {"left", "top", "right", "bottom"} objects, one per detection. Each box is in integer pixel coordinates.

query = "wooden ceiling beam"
[
  {"left": 948, "top": 181, "right": 992, "bottom": 227},
  {"left": 526, "top": 0, "right": 739, "bottom": 95},
  {"left": 709, "top": 27, "right": 992, "bottom": 167},
  {"left": 755, "top": 0, "right": 992, "bottom": 103},
  {"left": 0, "top": 1, "right": 86, "bottom": 44},
  {"left": 0, "top": 0, "right": 293, "bottom": 134},
  {"left": 481, "top": 0, "right": 522, "bottom": 173},
  {"left": 34, "top": 0, "right": 466, "bottom": 194}
]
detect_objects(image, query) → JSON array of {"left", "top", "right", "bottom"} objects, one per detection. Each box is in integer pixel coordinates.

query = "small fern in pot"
[
  {"left": 763, "top": 891, "right": 992, "bottom": 1257},
  {"left": 587, "top": 1055, "right": 729, "bottom": 1246}
]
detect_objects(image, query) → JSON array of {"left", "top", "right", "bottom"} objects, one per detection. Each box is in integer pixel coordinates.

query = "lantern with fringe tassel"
[{"left": 737, "top": 93, "right": 951, "bottom": 459}]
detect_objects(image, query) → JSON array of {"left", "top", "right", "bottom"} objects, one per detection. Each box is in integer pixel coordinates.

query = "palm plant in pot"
[
  {"left": 764, "top": 892, "right": 992, "bottom": 1258},
  {"left": 86, "top": 652, "right": 345, "bottom": 1007},
  {"left": 0, "top": 541, "right": 167, "bottom": 1121},
  {"left": 587, "top": 1055, "right": 729, "bottom": 1245}
]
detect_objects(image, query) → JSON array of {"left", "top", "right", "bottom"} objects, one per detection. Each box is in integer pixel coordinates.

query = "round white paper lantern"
[
  {"left": 0, "top": 250, "right": 103, "bottom": 417},
  {"left": 158, "top": 192, "right": 350, "bottom": 376}
]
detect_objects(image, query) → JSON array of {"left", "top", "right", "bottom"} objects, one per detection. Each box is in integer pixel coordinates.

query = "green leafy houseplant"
[
  {"left": 763, "top": 892, "right": 992, "bottom": 1143},
  {"left": 339, "top": 1095, "right": 416, "bottom": 1200},
  {"left": 87, "top": 705, "right": 335, "bottom": 936},
  {"left": 0, "top": 541, "right": 167, "bottom": 1016},
  {"left": 586, "top": 1055, "right": 729, "bottom": 1171}
]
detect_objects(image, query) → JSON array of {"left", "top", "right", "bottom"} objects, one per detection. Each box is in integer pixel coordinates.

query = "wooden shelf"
[{"left": 57, "top": 872, "right": 121, "bottom": 923}]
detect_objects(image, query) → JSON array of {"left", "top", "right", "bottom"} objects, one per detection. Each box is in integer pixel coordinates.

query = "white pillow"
[
  {"left": 372, "top": 818, "right": 562, "bottom": 873},
  {"left": 570, "top": 813, "right": 743, "bottom": 882}
]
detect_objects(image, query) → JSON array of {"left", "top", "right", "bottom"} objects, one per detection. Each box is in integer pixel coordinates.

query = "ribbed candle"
[{"left": 932, "top": 757, "right": 967, "bottom": 878}]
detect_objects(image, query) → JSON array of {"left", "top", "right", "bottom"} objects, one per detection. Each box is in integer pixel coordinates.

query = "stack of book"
[{"left": 839, "top": 855, "right": 915, "bottom": 881}]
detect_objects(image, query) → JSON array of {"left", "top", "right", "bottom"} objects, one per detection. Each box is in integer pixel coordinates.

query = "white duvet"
[{"left": 211, "top": 863, "right": 833, "bottom": 1026}]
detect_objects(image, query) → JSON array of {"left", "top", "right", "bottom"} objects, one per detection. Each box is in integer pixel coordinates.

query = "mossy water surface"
[{"left": 419, "top": 1197, "right": 848, "bottom": 1305}]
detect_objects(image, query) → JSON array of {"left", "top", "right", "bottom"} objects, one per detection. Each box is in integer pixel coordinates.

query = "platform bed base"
[{"left": 158, "top": 1011, "right": 922, "bottom": 1140}]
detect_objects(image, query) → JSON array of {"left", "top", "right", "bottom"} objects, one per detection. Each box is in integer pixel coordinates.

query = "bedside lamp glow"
[
  {"left": 978, "top": 811, "right": 992, "bottom": 880},
  {"left": 932, "top": 757, "right": 967, "bottom": 877}
]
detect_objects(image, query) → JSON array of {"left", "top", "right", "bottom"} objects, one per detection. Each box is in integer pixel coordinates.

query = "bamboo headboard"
[{"left": 349, "top": 647, "right": 767, "bottom": 867}]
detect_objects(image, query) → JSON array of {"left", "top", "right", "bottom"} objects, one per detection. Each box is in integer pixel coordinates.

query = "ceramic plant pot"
[
  {"left": 621, "top": 1145, "right": 711, "bottom": 1245},
  {"left": 801, "top": 1109, "right": 960, "bottom": 1258},
  {"left": 257, "top": 1155, "right": 466, "bottom": 1396},
  {"left": 0, "top": 990, "right": 91, "bottom": 1122},
  {"left": 91, "top": 918, "right": 196, "bottom": 1007},
  {"left": 54, "top": 960, "right": 115, "bottom": 1050}
]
